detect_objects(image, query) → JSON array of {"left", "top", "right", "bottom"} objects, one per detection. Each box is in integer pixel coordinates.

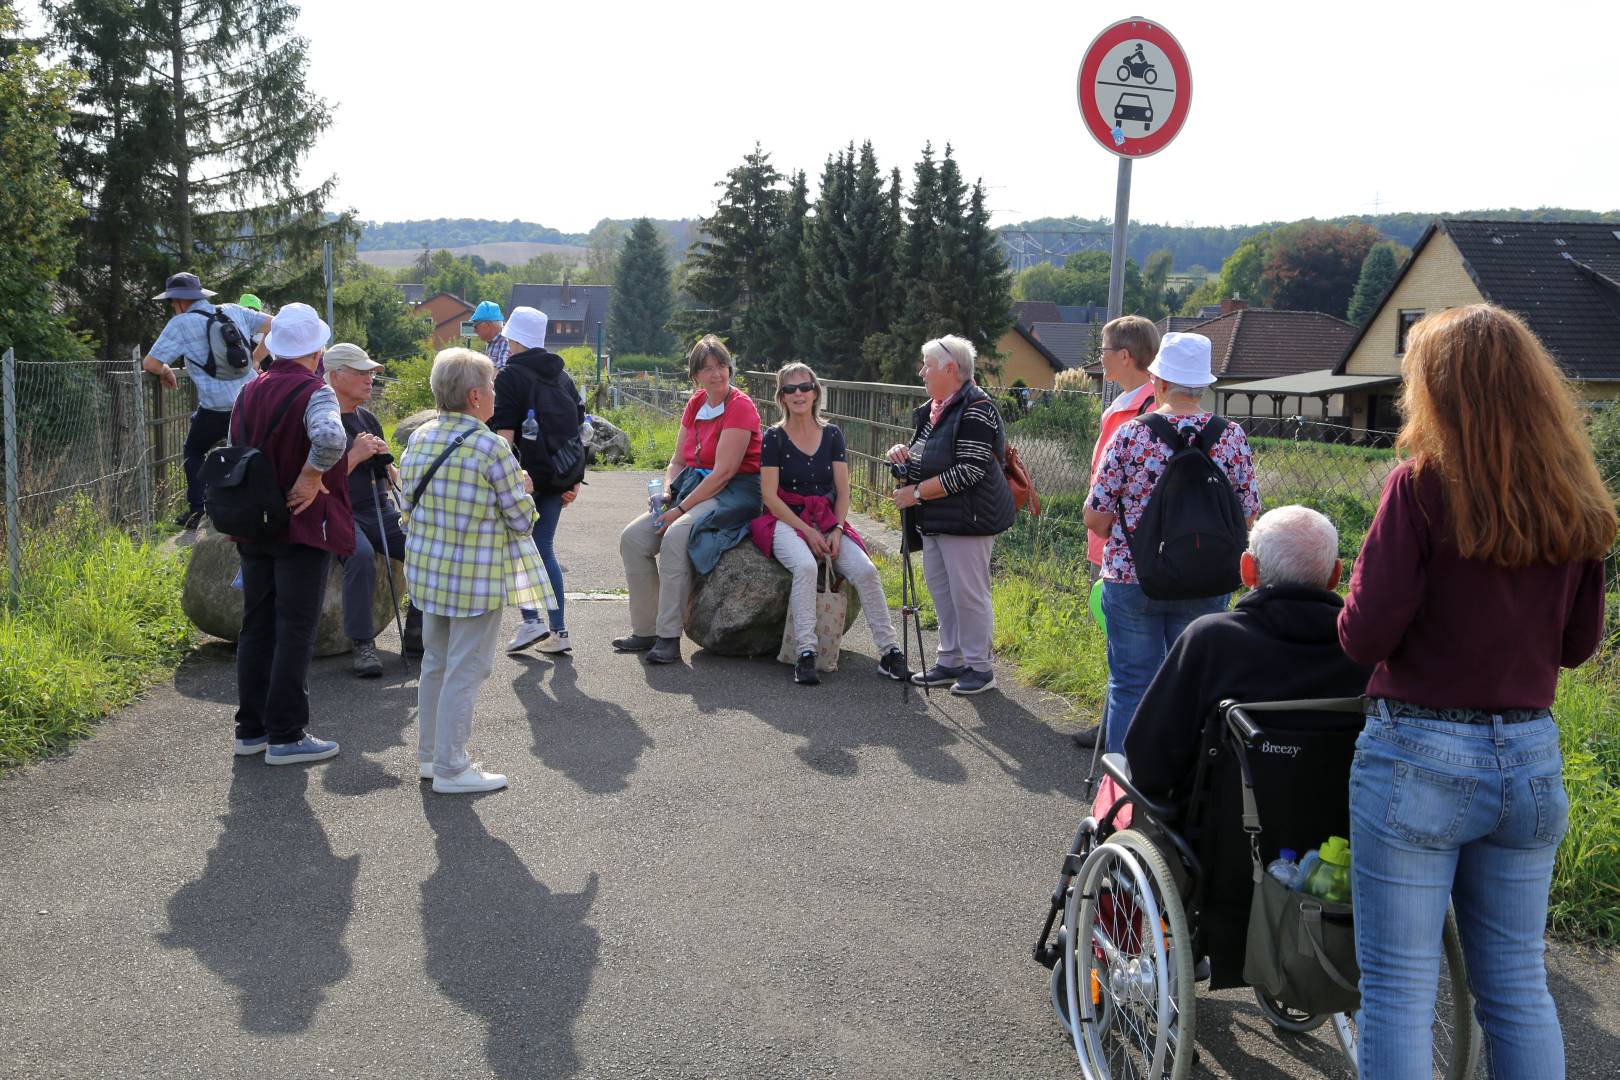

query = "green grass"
[
  {"left": 1549, "top": 663, "right": 1620, "bottom": 941},
  {"left": 0, "top": 500, "right": 193, "bottom": 767},
  {"left": 594, "top": 406, "right": 679, "bottom": 470}
]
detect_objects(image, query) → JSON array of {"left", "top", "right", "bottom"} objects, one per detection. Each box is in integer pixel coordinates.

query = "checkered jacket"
[
  {"left": 399, "top": 412, "right": 553, "bottom": 617},
  {"left": 485, "top": 334, "right": 511, "bottom": 370}
]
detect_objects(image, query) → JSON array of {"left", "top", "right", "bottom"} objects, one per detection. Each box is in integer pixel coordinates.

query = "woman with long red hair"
[{"left": 1339, "top": 304, "right": 1615, "bottom": 1077}]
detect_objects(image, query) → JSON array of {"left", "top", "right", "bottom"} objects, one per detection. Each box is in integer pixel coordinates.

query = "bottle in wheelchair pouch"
[{"left": 1244, "top": 834, "right": 1362, "bottom": 1017}]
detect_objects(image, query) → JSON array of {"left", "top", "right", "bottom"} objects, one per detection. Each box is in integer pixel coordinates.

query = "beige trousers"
[{"left": 619, "top": 497, "right": 720, "bottom": 638}]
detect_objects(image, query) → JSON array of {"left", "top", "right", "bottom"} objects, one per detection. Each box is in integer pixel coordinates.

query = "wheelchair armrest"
[{"left": 1100, "top": 753, "right": 1180, "bottom": 823}]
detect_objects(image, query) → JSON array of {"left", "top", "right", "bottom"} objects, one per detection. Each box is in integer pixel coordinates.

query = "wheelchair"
[{"left": 1033, "top": 697, "right": 1483, "bottom": 1079}]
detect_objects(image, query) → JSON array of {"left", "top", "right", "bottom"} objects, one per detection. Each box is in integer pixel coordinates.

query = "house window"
[{"left": 1396, "top": 309, "right": 1424, "bottom": 355}]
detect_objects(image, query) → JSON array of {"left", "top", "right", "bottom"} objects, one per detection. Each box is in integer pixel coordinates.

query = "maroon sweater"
[
  {"left": 1338, "top": 461, "right": 1605, "bottom": 710},
  {"left": 231, "top": 363, "right": 354, "bottom": 557}
]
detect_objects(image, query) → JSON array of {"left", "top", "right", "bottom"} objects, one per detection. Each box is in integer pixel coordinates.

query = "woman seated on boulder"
[
  {"left": 616, "top": 335, "right": 762, "bottom": 665},
  {"left": 748, "top": 364, "right": 908, "bottom": 686}
]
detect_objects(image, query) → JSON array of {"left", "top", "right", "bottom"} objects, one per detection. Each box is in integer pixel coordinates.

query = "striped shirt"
[
  {"left": 147, "top": 301, "right": 271, "bottom": 411},
  {"left": 904, "top": 398, "right": 1002, "bottom": 494},
  {"left": 399, "top": 412, "right": 553, "bottom": 617},
  {"left": 485, "top": 334, "right": 511, "bottom": 370}
]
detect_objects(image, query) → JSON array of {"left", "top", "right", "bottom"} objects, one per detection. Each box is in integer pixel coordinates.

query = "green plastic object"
[
  {"left": 1089, "top": 578, "right": 1106, "bottom": 630},
  {"left": 1305, "top": 835, "right": 1353, "bottom": 903},
  {"left": 236, "top": 292, "right": 262, "bottom": 310},
  {"left": 1319, "top": 835, "right": 1351, "bottom": 866}
]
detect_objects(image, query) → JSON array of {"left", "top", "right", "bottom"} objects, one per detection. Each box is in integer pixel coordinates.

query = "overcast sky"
[{"left": 33, "top": 0, "right": 1620, "bottom": 231}]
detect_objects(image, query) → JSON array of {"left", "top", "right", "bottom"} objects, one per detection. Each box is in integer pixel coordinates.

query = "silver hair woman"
[{"left": 881, "top": 334, "right": 1015, "bottom": 696}]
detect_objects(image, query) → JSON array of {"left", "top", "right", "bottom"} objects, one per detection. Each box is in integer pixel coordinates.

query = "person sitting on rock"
[
  {"left": 747, "top": 363, "right": 908, "bottom": 686},
  {"left": 328, "top": 342, "right": 422, "bottom": 676}
]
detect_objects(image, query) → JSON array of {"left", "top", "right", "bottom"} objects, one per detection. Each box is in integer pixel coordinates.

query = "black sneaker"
[
  {"left": 645, "top": 637, "right": 681, "bottom": 664},
  {"left": 877, "top": 649, "right": 910, "bottom": 681},
  {"left": 612, "top": 633, "right": 658, "bottom": 652},
  {"left": 794, "top": 651, "right": 820, "bottom": 685},
  {"left": 175, "top": 508, "right": 205, "bottom": 531},
  {"left": 351, "top": 640, "right": 383, "bottom": 678}
]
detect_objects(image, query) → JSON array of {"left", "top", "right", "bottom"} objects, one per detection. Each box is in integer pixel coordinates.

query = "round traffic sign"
[{"left": 1077, "top": 18, "right": 1192, "bottom": 158}]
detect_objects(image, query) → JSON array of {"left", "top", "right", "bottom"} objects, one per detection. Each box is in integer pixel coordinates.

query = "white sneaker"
[
  {"left": 537, "top": 630, "right": 572, "bottom": 654},
  {"left": 432, "top": 764, "right": 508, "bottom": 794},
  {"left": 506, "top": 621, "right": 549, "bottom": 653},
  {"left": 418, "top": 761, "right": 434, "bottom": 780}
]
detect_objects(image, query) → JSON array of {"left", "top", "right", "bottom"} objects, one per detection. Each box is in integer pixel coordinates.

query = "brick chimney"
[
  {"left": 562, "top": 267, "right": 572, "bottom": 306},
  {"left": 1220, "top": 297, "right": 1249, "bottom": 316}
]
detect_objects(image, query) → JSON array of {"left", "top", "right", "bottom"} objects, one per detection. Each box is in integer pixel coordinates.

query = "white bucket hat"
[
  {"left": 265, "top": 302, "right": 331, "bottom": 358},
  {"left": 1147, "top": 332, "right": 1216, "bottom": 387},
  {"left": 504, "top": 306, "right": 548, "bottom": 350}
]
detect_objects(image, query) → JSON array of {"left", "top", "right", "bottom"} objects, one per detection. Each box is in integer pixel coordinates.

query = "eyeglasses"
[{"left": 780, "top": 382, "right": 816, "bottom": 395}]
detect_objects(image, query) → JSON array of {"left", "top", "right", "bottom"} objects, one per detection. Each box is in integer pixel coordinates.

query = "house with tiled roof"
[
  {"left": 508, "top": 281, "right": 613, "bottom": 348},
  {"left": 1187, "top": 301, "right": 1360, "bottom": 424},
  {"left": 998, "top": 302, "right": 1098, "bottom": 387},
  {"left": 1330, "top": 217, "right": 1620, "bottom": 433},
  {"left": 394, "top": 283, "right": 426, "bottom": 305},
  {"left": 412, "top": 292, "right": 474, "bottom": 349}
]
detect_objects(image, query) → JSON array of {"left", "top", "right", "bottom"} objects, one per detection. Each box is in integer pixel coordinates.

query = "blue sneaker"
[
  {"left": 233, "top": 735, "right": 270, "bottom": 756},
  {"left": 265, "top": 734, "right": 340, "bottom": 766},
  {"left": 911, "top": 663, "right": 967, "bottom": 688},
  {"left": 950, "top": 668, "right": 997, "bottom": 696}
]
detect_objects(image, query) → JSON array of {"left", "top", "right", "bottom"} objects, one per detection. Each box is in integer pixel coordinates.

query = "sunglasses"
[{"left": 780, "top": 381, "right": 817, "bottom": 395}]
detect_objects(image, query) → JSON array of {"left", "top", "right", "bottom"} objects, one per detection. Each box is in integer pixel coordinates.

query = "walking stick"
[
  {"left": 890, "top": 461, "right": 928, "bottom": 704},
  {"left": 369, "top": 466, "right": 408, "bottom": 668}
]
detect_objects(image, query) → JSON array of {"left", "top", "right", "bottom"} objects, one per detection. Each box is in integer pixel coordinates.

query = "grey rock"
[
  {"left": 392, "top": 408, "right": 438, "bottom": 453},
  {"left": 585, "top": 415, "right": 632, "bottom": 465},
  {"left": 181, "top": 523, "right": 406, "bottom": 656},
  {"left": 684, "top": 541, "right": 860, "bottom": 656}
]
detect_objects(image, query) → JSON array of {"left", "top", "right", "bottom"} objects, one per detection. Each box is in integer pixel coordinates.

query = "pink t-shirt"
[
  {"left": 1086, "top": 383, "right": 1155, "bottom": 565},
  {"left": 680, "top": 387, "right": 762, "bottom": 474}
]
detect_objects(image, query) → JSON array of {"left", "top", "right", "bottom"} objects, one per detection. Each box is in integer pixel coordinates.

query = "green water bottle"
[{"left": 1304, "top": 835, "right": 1353, "bottom": 904}]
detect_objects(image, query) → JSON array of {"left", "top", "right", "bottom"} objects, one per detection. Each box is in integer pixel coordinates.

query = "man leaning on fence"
[
  {"left": 140, "top": 273, "right": 271, "bottom": 530},
  {"left": 229, "top": 303, "right": 354, "bottom": 766}
]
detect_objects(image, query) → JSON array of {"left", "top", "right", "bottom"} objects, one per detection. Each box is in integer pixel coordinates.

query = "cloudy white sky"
[{"left": 33, "top": 0, "right": 1620, "bottom": 230}]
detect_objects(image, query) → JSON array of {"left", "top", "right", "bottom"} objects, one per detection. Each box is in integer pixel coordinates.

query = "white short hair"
[
  {"left": 430, "top": 347, "right": 494, "bottom": 412},
  {"left": 1247, "top": 505, "right": 1339, "bottom": 589},
  {"left": 923, "top": 335, "right": 976, "bottom": 382}
]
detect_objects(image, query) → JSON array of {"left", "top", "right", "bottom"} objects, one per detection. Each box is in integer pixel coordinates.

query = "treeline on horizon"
[{"left": 360, "top": 207, "right": 1620, "bottom": 275}]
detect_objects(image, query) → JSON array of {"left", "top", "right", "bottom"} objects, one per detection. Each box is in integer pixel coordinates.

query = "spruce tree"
[
  {"left": 685, "top": 143, "right": 783, "bottom": 358},
  {"left": 961, "top": 181, "right": 1013, "bottom": 373},
  {"left": 1347, "top": 242, "right": 1401, "bottom": 324},
  {"left": 801, "top": 147, "right": 859, "bottom": 375},
  {"left": 750, "top": 170, "right": 810, "bottom": 366},
  {"left": 608, "top": 217, "right": 675, "bottom": 357}
]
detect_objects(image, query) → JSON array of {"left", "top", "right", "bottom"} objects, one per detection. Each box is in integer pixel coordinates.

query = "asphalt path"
[{"left": 1, "top": 470, "right": 1615, "bottom": 1078}]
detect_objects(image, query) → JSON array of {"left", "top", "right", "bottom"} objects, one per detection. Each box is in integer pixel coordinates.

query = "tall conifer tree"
[
  {"left": 751, "top": 170, "right": 810, "bottom": 366},
  {"left": 608, "top": 217, "right": 675, "bottom": 356},
  {"left": 685, "top": 143, "right": 783, "bottom": 357}
]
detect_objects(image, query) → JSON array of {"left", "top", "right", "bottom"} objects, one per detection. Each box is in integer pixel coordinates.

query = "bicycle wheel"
[
  {"left": 1332, "top": 904, "right": 1482, "bottom": 1078},
  {"left": 1065, "top": 829, "right": 1195, "bottom": 1080}
]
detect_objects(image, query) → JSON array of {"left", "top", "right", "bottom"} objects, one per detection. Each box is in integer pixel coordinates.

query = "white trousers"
[
  {"left": 772, "top": 521, "right": 899, "bottom": 656},
  {"left": 417, "top": 608, "right": 503, "bottom": 778}
]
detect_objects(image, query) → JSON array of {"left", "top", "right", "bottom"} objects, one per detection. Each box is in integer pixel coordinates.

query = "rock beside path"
[
  {"left": 584, "top": 415, "right": 632, "bottom": 465},
  {"left": 685, "top": 541, "right": 860, "bottom": 656},
  {"left": 392, "top": 409, "right": 437, "bottom": 452}
]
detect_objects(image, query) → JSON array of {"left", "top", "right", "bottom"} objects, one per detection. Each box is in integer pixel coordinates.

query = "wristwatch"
[{"left": 912, "top": 484, "right": 923, "bottom": 503}]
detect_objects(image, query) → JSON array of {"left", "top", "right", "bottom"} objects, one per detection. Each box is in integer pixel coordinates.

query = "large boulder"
[
  {"left": 392, "top": 408, "right": 438, "bottom": 453},
  {"left": 684, "top": 541, "right": 861, "bottom": 656},
  {"left": 182, "top": 524, "right": 406, "bottom": 657},
  {"left": 584, "top": 414, "right": 632, "bottom": 465}
]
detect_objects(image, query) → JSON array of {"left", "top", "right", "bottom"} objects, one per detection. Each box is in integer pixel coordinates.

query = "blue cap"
[{"left": 471, "top": 300, "right": 504, "bottom": 323}]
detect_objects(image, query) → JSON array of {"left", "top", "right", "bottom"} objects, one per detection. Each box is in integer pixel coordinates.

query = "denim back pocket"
[
  {"left": 1529, "top": 774, "right": 1570, "bottom": 845},
  {"left": 1386, "top": 761, "right": 1477, "bottom": 846}
]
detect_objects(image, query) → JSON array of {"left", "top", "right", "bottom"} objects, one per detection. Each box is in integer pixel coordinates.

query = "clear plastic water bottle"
[
  {"left": 1303, "top": 835, "right": 1353, "bottom": 904},
  {"left": 230, "top": 567, "right": 244, "bottom": 591},
  {"left": 1265, "top": 848, "right": 1301, "bottom": 890},
  {"left": 521, "top": 408, "right": 540, "bottom": 442},
  {"left": 579, "top": 417, "right": 595, "bottom": 444},
  {"left": 647, "top": 477, "right": 664, "bottom": 527}
]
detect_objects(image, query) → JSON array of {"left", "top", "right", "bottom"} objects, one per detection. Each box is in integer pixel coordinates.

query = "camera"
[{"left": 888, "top": 459, "right": 908, "bottom": 481}]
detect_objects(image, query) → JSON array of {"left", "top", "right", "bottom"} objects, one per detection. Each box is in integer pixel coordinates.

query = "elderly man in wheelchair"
[{"left": 1034, "top": 507, "right": 1483, "bottom": 1079}]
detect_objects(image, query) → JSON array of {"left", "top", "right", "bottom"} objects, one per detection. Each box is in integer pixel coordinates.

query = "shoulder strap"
[
  {"left": 410, "top": 432, "right": 472, "bottom": 508},
  {"left": 1134, "top": 393, "right": 1156, "bottom": 416},
  {"left": 1195, "top": 415, "right": 1230, "bottom": 454},
  {"left": 1139, "top": 412, "right": 1181, "bottom": 450},
  {"left": 231, "top": 380, "right": 309, "bottom": 452}
]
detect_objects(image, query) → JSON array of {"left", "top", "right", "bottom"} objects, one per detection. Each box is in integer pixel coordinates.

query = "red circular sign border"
[{"left": 1077, "top": 18, "right": 1193, "bottom": 158}]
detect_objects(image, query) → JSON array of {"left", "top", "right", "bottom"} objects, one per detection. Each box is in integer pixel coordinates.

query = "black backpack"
[
  {"left": 186, "top": 308, "right": 252, "bottom": 379},
  {"left": 1125, "top": 414, "right": 1247, "bottom": 600},
  {"left": 199, "top": 382, "right": 310, "bottom": 540},
  {"left": 516, "top": 371, "right": 587, "bottom": 493}
]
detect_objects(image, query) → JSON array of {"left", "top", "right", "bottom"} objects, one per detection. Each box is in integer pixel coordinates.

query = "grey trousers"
[
  {"left": 417, "top": 608, "right": 503, "bottom": 778},
  {"left": 340, "top": 507, "right": 406, "bottom": 642},
  {"left": 921, "top": 533, "right": 996, "bottom": 672},
  {"left": 619, "top": 497, "right": 720, "bottom": 639}
]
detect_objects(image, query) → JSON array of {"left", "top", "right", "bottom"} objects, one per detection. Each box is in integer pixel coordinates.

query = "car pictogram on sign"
[{"left": 1114, "top": 92, "right": 1153, "bottom": 131}]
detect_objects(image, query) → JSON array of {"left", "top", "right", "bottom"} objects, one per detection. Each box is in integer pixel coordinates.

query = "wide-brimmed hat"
[
  {"left": 324, "top": 342, "right": 381, "bottom": 372},
  {"left": 1147, "top": 332, "right": 1216, "bottom": 387},
  {"left": 471, "top": 300, "right": 504, "bottom": 324},
  {"left": 504, "top": 306, "right": 548, "bottom": 350},
  {"left": 152, "top": 272, "right": 217, "bottom": 301},
  {"left": 265, "top": 302, "right": 331, "bottom": 358}
]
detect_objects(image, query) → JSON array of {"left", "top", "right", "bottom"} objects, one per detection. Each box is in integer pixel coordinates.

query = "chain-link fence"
[{"left": 1, "top": 347, "right": 197, "bottom": 601}]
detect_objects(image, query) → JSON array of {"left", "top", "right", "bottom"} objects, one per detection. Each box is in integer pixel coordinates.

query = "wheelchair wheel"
[
  {"left": 1331, "top": 904, "right": 1482, "bottom": 1078},
  {"left": 1064, "top": 829, "right": 1195, "bottom": 1080},
  {"left": 1254, "top": 990, "right": 1327, "bottom": 1034}
]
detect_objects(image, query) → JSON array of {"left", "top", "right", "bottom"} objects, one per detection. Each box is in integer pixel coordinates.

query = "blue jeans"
[
  {"left": 520, "top": 493, "right": 565, "bottom": 631},
  {"left": 1349, "top": 701, "right": 1568, "bottom": 1079},
  {"left": 1100, "top": 581, "right": 1227, "bottom": 754}
]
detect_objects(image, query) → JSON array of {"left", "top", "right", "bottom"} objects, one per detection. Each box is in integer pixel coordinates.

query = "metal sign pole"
[
  {"left": 1103, "top": 156, "right": 1132, "bottom": 407},
  {"left": 2, "top": 348, "right": 19, "bottom": 606},
  {"left": 131, "top": 346, "right": 152, "bottom": 534},
  {"left": 324, "top": 240, "right": 335, "bottom": 344}
]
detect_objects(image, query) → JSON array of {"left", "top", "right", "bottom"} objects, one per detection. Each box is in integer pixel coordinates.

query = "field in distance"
[{"left": 357, "top": 240, "right": 588, "bottom": 268}]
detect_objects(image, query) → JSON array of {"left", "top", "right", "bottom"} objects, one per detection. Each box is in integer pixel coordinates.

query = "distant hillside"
[
  {"left": 1000, "top": 207, "right": 1620, "bottom": 272},
  {"left": 357, "top": 217, "right": 703, "bottom": 260},
  {"left": 357, "top": 241, "right": 587, "bottom": 269}
]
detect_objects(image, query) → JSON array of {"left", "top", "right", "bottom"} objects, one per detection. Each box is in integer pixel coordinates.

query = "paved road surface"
[{"left": 2, "top": 471, "right": 1615, "bottom": 1078}]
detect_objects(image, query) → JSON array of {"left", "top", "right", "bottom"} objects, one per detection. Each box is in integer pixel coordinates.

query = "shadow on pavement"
[
  {"left": 171, "top": 641, "right": 238, "bottom": 705},
  {"left": 158, "top": 764, "right": 359, "bottom": 1034},
  {"left": 511, "top": 655, "right": 653, "bottom": 795},
  {"left": 420, "top": 793, "right": 601, "bottom": 1079},
  {"left": 1190, "top": 994, "right": 1349, "bottom": 1078},
  {"left": 1548, "top": 950, "right": 1620, "bottom": 1079},
  {"left": 951, "top": 694, "right": 1094, "bottom": 801},
  {"left": 309, "top": 658, "right": 418, "bottom": 797}
]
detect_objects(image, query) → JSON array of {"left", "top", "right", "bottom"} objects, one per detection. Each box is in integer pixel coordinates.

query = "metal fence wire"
[{"left": 1, "top": 347, "right": 198, "bottom": 601}]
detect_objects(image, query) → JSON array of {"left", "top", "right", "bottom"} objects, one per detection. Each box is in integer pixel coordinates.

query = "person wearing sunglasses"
[{"left": 748, "top": 364, "right": 908, "bottom": 686}]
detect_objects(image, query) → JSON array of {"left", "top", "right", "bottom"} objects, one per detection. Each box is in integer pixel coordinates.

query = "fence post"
[
  {"left": 3, "top": 348, "right": 19, "bottom": 606},
  {"left": 131, "top": 345, "right": 152, "bottom": 534}
]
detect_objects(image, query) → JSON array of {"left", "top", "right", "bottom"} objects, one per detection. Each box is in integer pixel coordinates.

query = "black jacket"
[
  {"left": 908, "top": 383, "right": 1014, "bottom": 538},
  {"left": 491, "top": 347, "right": 586, "bottom": 495}
]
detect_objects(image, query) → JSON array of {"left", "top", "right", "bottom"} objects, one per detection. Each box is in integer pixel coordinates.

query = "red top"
[
  {"left": 1338, "top": 461, "right": 1605, "bottom": 710},
  {"left": 680, "top": 387, "right": 761, "bottom": 474}
]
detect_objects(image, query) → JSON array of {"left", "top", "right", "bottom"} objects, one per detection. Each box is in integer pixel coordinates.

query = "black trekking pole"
[
  {"left": 890, "top": 460, "right": 928, "bottom": 704},
  {"left": 368, "top": 464, "right": 408, "bottom": 668}
]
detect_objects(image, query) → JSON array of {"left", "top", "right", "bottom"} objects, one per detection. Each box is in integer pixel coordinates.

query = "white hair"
[
  {"left": 430, "top": 346, "right": 494, "bottom": 412},
  {"left": 923, "top": 335, "right": 976, "bottom": 382},
  {"left": 1247, "top": 505, "right": 1339, "bottom": 589}
]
